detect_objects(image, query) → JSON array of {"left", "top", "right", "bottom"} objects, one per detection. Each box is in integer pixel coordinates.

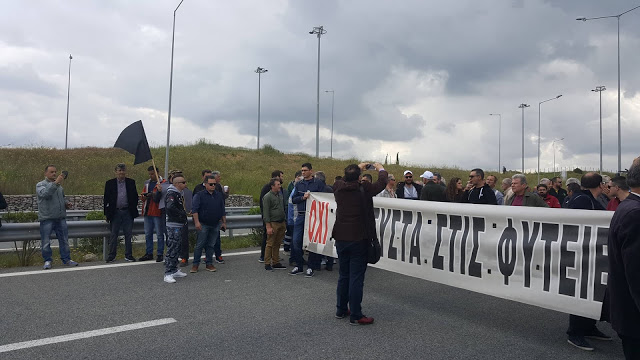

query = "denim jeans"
[
  {"left": 214, "top": 229, "right": 222, "bottom": 258},
  {"left": 291, "top": 215, "right": 305, "bottom": 269},
  {"left": 39, "top": 218, "right": 71, "bottom": 263},
  {"left": 193, "top": 223, "right": 221, "bottom": 266},
  {"left": 108, "top": 209, "right": 133, "bottom": 259},
  {"left": 336, "top": 240, "right": 368, "bottom": 321},
  {"left": 144, "top": 216, "right": 165, "bottom": 255}
]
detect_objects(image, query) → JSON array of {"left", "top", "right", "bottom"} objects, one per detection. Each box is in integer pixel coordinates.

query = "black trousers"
[
  {"left": 260, "top": 222, "right": 267, "bottom": 259},
  {"left": 567, "top": 315, "right": 597, "bottom": 336},
  {"left": 179, "top": 224, "right": 189, "bottom": 261},
  {"left": 620, "top": 335, "right": 640, "bottom": 360}
]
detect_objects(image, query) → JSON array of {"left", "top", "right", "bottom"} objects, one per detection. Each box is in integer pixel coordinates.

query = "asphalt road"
[{"left": 0, "top": 249, "right": 624, "bottom": 359}]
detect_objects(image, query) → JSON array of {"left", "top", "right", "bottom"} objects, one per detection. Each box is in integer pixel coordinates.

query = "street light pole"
[
  {"left": 537, "top": 95, "right": 562, "bottom": 184},
  {"left": 592, "top": 86, "right": 606, "bottom": 172},
  {"left": 165, "top": 0, "right": 185, "bottom": 179},
  {"left": 309, "top": 26, "right": 326, "bottom": 158},
  {"left": 64, "top": 54, "right": 72, "bottom": 150},
  {"left": 325, "top": 90, "right": 335, "bottom": 158},
  {"left": 518, "top": 104, "right": 530, "bottom": 173},
  {"left": 255, "top": 67, "right": 268, "bottom": 150},
  {"left": 552, "top": 138, "right": 564, "bottom": 175},
  {"left": 489, "top": 113, "right": 501, "bottom": 172},
  {"left": 577, "top": 5, "right": 640, "bottom": 173}
]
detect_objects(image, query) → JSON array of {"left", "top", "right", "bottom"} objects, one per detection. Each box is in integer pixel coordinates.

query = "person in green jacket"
[{"left": 505, "top": 174, "right": 548, "bottom": 207}]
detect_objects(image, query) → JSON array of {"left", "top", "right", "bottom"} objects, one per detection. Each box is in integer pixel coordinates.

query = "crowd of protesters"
[{"left": 18, "top": 157, "right": 640, "bottom": 356}]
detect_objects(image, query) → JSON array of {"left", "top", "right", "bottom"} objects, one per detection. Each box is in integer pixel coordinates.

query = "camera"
[
  {"left": 365, "top": 164, "right": 375, "bottom": 170},
  {"left": 62, "top": 171, "right": 69, "bottom": 179}
]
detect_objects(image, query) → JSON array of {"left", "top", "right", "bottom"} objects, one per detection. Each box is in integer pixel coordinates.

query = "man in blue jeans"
[
  {"left": 36, "top": 165, "right": 78, "bottom": 269},
  {"left": 289, "top": 162, "right": 325, "bottom": 277},
  {"left": 332, "top": 162, "right": 387, "bottom": 325},
  {"left": 191, "top": 175, "right": 226, "bottom": 273}
]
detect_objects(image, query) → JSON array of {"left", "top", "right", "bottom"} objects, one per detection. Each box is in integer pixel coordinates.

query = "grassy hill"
[{"left": 0, "top": 141, "right": 599, "bottom": 203}]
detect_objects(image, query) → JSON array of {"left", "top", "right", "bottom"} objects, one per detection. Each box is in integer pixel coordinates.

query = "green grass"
[
  {"left": 0, "top": 234, "right": 260, "bottom": 269},
  {"left": 0, "top": 141, "right": 613, "bottom": 202}
]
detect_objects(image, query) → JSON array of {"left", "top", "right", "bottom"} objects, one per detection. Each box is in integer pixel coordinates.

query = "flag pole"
[{"left": 151, "top": 158, "right": 160, "bottom": 183}]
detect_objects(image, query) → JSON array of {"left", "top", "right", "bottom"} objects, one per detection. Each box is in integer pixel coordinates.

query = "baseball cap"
[
  {"left": 420, "top": 171, "right": 435, "bottom": 180},
  {"left": 403, "top": 170, "right": 413, "bottom": 176}
]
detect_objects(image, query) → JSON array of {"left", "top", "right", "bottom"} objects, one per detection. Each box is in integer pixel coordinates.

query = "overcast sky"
[{"left": 2, "top": 0, "right": 639, "bottom": 172}]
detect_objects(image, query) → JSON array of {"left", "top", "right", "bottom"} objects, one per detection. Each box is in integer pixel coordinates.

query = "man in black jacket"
[
  {"left": 419, "top": 171, "right": 447, "bottom": 202},
  {"left": 164, "top": 174, "right": 189, "bottom": 283},
  {"left": 332, "top": 162, "right": 387, "bottom": 325},
  {"left": 103, "top": 163, "right": 139, "bottom": 262},
  {"left": 608, "top": 158, "right": 640, "bottom": 359},
  {"left": 396, "top": 170, "right": 422, "bottom": 199},
  {"left": 463, "top": 168, "right": 497, "bottom": 205},
  {"left": 565, "top": 172, "right": 610, "bottom": 351}
]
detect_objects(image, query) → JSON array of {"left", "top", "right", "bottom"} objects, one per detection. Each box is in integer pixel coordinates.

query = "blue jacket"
[
  {"left": 192, "top": 189, "right": 226, "bottom": 226},
  {"left": 291, "top": 177, "right": 325, "bottom": 213}
]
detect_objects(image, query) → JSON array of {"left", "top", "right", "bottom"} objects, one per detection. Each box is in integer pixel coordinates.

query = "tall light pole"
[
  {"left": 518, "top": 104, "right": 530, "bottom": 173},
  {"left": 489, "top": 113, "right": 501, "bottom": 173},
  {"left": 537, "top": 95, "right": 562, "bottom": 184},
  {"left": 255, "top": 67, "right": 268, "bottom": 150},
  {"left": 309, "top": 25, "right": 326, "bottom": 158},
  {"left": 64, "top": 54, "right": 72, "bottom": 150},
  {"left": 165, "top": 0, "right": 185, "bottom": 179},
  {"left": 577, "top": 5, "right": 640, "bottom": 174},
  {"left": 552, "top": 138, "right": 564, "bottom": 176},
  {"left": 325, "top": 90, "right": 335, "bottom": 158},
  {"left": 592, "top": 86, "right": 606, "bottom": 172}
]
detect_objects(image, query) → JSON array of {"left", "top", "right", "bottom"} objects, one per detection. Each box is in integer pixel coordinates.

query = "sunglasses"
[
  {"left": 206, "top": 182, "right": 216, "bottom": 186},
  {"left": 175, "top": 181, "right": 186, "bottom": 184},
  {"left": 405, "top": 175, "right": 412, "bottom": 178}
]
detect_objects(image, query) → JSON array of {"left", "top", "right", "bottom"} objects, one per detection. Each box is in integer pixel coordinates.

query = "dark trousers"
[
  {"left": 567, "top": 315, "right": 597, "bottom": 336},
  {"left": 336, "top": 239, "right": 368, "bottom": 321},
  {"left": 214, "top": 230, "right": 222, "bottom": 258},
  {"left": 108, "top": 209, "right": 133, "bottom": 259},
  {"left": 179, "top": 224, "right": 189, "bottom": 261},
  {"left": 308, "top": 252, "right": 322, "bottom": 270},
  {"left": 620, "top": 335, "right": 640, "bottom": 360}
]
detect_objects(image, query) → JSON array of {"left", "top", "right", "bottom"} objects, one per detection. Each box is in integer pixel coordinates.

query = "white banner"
[{"left": 303, "top": 193, "right": 612, "bottom": 319}]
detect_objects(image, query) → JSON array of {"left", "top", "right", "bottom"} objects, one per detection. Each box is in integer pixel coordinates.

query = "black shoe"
[
  {"left": 138, "top": 253, "right": 153, "bottom": 261},
  {"left": 584, "top": 328, "right": 612, "bottom": 341},
  {"left": 156, "top": 255, "right": 163, "bottom": 262},
  {"left": 335, "top": 309, "right": 350, "bottom": 319},
  {"left": 272, "top": 263, "right": 287, "bottom": 270},
  {"left": 125, "top": 256, "right": 136, "bottom": 262},
  {"left": 105, "top": 258, "right": 115, "bottom": 263},
  {"left": 265, "top": 265, "right": 273, "bottom": 271},
  {"left": 325, "top": 265, "right": 333, "bottom": 271},
  {"left": 567, "top": 335, "right": 594, "bottom": 351}
]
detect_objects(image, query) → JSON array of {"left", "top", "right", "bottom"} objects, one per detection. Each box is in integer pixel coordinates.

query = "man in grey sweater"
[{"left": 36, "top": 165, "right": 78, "bottom": 269}]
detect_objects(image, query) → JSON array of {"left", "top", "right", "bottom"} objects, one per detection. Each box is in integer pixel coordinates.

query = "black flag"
[{"left": 114, "top": 120, "right": 153, "bottom": 165}]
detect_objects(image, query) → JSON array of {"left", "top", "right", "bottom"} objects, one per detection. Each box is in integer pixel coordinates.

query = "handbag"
[{"left": 359, "top": 186, "right": 381, "bottom": 264}]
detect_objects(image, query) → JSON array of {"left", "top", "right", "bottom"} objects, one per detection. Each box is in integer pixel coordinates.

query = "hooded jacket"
[{"left": 165, "top": 185, "right": 187, "bottom": 227}]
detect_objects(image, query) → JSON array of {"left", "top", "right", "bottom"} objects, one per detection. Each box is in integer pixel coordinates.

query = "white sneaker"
[
  {"left": 43, "top": 261, "right": 52, "bottom": 270},
  {"left": 172, "top": 269, "right": 187, "bottom": 278},
  {"left": 163, "top": 274, "right": 176, "bottom": 283},
  {"left": 305, "top": 268, "right": 314, "bottom": 277}
]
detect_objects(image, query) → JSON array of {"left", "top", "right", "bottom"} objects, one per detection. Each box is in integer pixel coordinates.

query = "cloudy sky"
[{"left": 2, "top": 0, "right": 639, "bottom": 172}]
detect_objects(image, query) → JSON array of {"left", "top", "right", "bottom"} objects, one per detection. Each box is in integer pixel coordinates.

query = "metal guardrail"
[
  {"left": 0, "top": 207, "right": 253, "bottom": 222},
  {"left": 0, "top": 215, "right": 263, "bottom": 243}
]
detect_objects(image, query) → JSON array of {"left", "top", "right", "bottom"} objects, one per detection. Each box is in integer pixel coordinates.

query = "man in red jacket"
[
  {"left": 536, "top": 184, "right": 561, "bottom": 208},
  {"left": 332, "top": 162, "right": 387, "bottom": 325}
]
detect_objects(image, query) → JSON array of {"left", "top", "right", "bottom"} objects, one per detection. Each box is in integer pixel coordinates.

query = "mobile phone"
[
  {"left": 365, "top": 164, "right": 375, "bottom": 170},
  {"left": 62, "top": 171, "right": 69, "bottom": 179}
]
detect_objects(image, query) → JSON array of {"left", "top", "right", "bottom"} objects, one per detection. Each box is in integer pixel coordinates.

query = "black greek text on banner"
[{"left": 303, "top": 193, "right": 612, "bottom": 320}]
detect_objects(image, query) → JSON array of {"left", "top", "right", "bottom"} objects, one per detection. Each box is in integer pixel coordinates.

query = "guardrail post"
[
  {"left": 103, "top": 236, "right": 107, "bottom": 260},
  {"left": 73, "top": 237, "right": 78, "bottom": 249},
  {"left": 228, "top": 229, "right": 234, "bottom": 238}
]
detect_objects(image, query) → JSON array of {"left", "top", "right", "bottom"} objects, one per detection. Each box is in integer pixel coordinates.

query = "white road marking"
[
  {"left": 0, "top": 249, "right": 262, "bottom": 278},
  {"left": 0, "top": 318, "right": 177, "bottom": 353}
]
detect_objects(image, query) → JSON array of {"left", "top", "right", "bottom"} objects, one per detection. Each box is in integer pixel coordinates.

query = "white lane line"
[
  {"left": 0, "top": 249, "right": 262, "bottom": 278},
  {"left": 0, "top": 318, "right": 177, "bottom": 353}
]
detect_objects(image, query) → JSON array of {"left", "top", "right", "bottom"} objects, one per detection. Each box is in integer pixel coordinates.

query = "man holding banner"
[{"left": 332, "top": 162, "right": 387, "bottom": 325}]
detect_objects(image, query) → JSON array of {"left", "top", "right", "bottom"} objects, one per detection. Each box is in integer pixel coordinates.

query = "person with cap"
[
  {"left": 419, "top": 171, "right": 447, "bottom": 202},
  {"left": 396, "top": 170, "right": 422, "bottom": 200}
]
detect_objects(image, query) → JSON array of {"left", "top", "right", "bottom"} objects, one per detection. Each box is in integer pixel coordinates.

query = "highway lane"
[{"left": 0, "top": 249, "right": 623, "bottom": 359}]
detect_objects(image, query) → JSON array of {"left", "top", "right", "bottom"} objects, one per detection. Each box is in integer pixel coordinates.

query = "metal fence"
[{"left": 0, "top": 215, "right": 263, "bottom": 260}]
